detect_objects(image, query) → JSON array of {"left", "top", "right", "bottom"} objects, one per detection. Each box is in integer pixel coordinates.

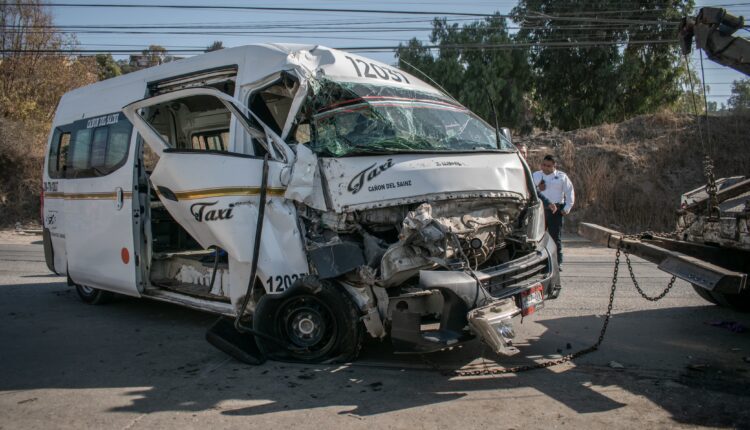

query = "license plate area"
[{"left": 520, "top": 283, "right": 544, "bottom": 316}]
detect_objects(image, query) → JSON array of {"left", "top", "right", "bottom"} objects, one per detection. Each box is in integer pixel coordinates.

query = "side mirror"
[{"left": 500, "top": 127, "right": 512, "bottom": 144}]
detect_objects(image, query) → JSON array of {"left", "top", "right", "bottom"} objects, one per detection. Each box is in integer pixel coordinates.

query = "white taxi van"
[{"left": 42, "top": 44, "right": 560, "bottom": 364}]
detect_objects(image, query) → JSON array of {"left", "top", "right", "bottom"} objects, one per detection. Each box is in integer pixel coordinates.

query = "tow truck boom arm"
[{"left": 680, "top": 7, "right": 750, "bottom": 76}]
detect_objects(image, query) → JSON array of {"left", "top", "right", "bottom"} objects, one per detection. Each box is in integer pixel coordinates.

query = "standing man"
[
  {"left": 532, "top": 155, "right": 575, "bottom": 270},
  {"left": 517, "top": 144, "right": 558, "bottom": 215}
]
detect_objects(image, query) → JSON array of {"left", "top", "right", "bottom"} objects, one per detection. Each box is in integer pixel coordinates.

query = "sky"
[{"left": 47, "top": 0, "right": 750, "bottom": 107}]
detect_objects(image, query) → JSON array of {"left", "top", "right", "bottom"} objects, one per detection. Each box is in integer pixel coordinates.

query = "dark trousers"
[{"left": 544, "top": 206, "right": 564, "bottom": 264}]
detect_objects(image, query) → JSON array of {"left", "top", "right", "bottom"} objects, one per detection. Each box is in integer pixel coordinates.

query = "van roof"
[{"left": 52, "top": 43, "right": 437, "bottom": 126}]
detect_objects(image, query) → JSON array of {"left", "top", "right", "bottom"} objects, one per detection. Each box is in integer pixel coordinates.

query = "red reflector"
[{"left": 521, "top": 283, "right": 545, "bottom": 316}]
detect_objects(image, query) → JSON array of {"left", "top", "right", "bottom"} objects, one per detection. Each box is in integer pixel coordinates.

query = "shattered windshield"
[{"left": 306, "top": 80, "right": 514, "bottom": 157}]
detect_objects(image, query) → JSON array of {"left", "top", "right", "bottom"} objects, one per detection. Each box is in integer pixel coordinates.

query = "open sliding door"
[{"left": 123, "top": 87, "right": 308, "bottom": 309}]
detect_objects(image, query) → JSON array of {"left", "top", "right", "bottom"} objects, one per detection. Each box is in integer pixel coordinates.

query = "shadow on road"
[{"left": 1, "top": 280, "right": 749, "bottom": 427}]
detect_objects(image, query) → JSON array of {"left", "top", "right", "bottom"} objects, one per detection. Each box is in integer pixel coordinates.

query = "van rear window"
[
  {"left": 48, "top": 112, "right": 133, "bottom": 179},
  {"left": 48, "top": 131, "right": 71, "bottom": 179}
]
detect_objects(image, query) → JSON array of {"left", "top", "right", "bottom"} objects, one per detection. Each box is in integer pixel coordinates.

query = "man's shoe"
[{"left": 558, "top": 264, "right": 563, "bottom": 272}]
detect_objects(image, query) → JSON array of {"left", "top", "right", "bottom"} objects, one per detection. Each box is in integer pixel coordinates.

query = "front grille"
[{"left": 480, "top": 251, "right": 550, "bottom": 296}]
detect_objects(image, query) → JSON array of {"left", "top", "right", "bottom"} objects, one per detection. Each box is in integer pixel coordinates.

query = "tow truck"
[{"left": 579, "top": 7, "right": 750, "bottom": 311}]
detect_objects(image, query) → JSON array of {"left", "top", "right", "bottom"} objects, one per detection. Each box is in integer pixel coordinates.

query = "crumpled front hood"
[{"left": 319, "top": 152, "right": 529, "bottom": 212}]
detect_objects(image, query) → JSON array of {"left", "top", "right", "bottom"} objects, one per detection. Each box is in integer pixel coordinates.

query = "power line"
[
  {"left": 2, "top": 28, "right": 681, "bottom": 38},
  {"left": 4, "top": 22, "right": 682, "bottom": 31},
  {"left": 24, "top": 2, "right": 688, "bottom": 24},
  {"left": 520, "top": 13, "right": 679, "bottom": 25},
  {"left": 0, "top": 39, "right": 680, "bottom": 55},
  {"left": 3, "top": 16, "right": 476, "bottom": 29},
  {"left": 28, "top": 2, "right": 497, "bottom": 17}
]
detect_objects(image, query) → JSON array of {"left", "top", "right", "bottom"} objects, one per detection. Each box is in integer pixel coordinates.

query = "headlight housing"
[{"left": 526, "top": 202, "right": 545, "bottom": 243}]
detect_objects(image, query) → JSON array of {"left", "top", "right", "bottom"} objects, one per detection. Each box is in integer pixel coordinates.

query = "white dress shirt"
[{"left": 532, "top": 169, "right": 575, "bottom": 213}]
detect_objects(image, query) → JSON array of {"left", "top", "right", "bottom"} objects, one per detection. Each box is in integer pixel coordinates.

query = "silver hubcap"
[
  {"left": 298, "top": 318, "right": 315, "bottom": 335},
  {"left": 79, "top": 285, "right": 95, "bottom": 295}
]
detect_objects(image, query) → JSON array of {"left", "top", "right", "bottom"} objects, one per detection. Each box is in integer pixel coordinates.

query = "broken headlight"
[
  {"left": 526, "top": 202, "right": 545, "bottom": 243},
  {"left": 467, "top": 298, "right": 521, "bottom": 356}
]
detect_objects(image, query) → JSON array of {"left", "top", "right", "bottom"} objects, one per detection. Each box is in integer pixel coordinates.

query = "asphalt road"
[{"left": 1, "top": 238, "right": 749, "bottom": 429}]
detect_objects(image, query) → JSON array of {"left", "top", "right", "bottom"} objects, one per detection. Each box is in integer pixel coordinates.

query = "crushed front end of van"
[
  {"left": 113, "top": 45, "right": 561, "bottom": 364},
  {"left": 271, "top": 77, "right": 561, "bottom": 358}
]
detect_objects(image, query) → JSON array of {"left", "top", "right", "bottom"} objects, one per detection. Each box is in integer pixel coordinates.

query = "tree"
[
  {"left": 0, "top": 1, "right": 97, "bottom": 122},
  {"left": 397, "top": 14, "right": 534, "bottom": 132},
  {"left": 512, "top": 0, "right": 693, "bottom": 130},
  {"left": 94, "top": 53, "right": 122, "bottom": 80},
  {"left": 141, "top": 44, "right": 168, "bottom": 67},
  {"left": 120, "top": 44, "right": 178, "bottom": 74},
  {"left": 728, "top": 79, "right": 750, "bottom": 111},
  {"left": 672, "top": 70, "right": 708, "bottom": 114},
  {"left": 206, "top": 41, "right": 224, "bottom": 52},
  {"left": 0, "top": 1, "right": 97, "bottom": 225}
]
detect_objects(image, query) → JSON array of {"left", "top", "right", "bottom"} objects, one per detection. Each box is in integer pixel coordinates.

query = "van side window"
[
  {"left": 106, "top": 120, "right": 132, "bottom": 167},
  {"left": 191, "top": 129, "right": 229, "bottom": 151},
  {"left": 47, "top": 130, "right": 71, "bottom": 179},
  {"left": 57, "top": 113, "right": 133, "bottom": 178},
  {"left": 90, "top": 127, "right": 109, "bottom": 167},
  {"left": 70, "top": 128, "right": 93, "bottom": 172},
  {"left": 139, "top": 95, "right": 250, "bottom": 154},
  {"left": 248, "top": 74, "right": 298, "bottom": 136}
]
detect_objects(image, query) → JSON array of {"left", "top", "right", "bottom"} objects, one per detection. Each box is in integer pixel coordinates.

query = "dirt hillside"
[{"left": 518, "top": 111, "right": 750, "bottom": 233}]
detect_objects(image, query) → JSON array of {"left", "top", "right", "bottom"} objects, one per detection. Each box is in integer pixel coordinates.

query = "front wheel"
[
  {"left": 253, "top": 280, "right": 362, "bottom": 363},
  {"left": 75, "top": 284, "right": 114, "bottom": 305}
]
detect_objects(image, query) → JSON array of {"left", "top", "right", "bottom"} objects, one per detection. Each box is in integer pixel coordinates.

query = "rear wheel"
[
  {"left": 709, "top": 290, "right": 750, "bottom": 312},
  {"left": 254, "top": 280, "right": 362, "bottom": 363},
  {"left": 691, "top": 284, "right": 719, "bottom": 305},
  {"left": 692, "top": 284, "right": 750, "bottom": 312},
  {"left": 75, "top": 284, "right": 114, "bottom": 305}
]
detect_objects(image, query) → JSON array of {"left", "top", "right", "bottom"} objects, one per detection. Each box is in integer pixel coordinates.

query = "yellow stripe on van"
[
  {"left": 44, "top": 192, "right": 133, "bottom": 200},
  {"left": 167, "top": 187, "right": 286, "bottom": 200}
]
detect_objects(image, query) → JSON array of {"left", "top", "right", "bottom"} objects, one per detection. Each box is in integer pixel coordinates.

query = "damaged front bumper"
[{"left": 390, "top": 233, "right": 560, "bottom": 354}]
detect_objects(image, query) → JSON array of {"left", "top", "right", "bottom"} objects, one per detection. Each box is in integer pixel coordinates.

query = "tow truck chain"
[
  {"left": 422, "top": 241, "right": 676, "bottom": 377},
  {"left": 703, "top": 156, "right": 721, "bottom": 219}
]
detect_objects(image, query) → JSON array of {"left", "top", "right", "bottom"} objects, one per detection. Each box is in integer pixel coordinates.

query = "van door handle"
[{"left": 115, "top": 187, "right": 124, "bottom": 210}]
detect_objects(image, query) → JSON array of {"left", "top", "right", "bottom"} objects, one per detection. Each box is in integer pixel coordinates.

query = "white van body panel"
[
  {"left": 42, "top": 113, "right": 141, "bottom": 296},
  {"left": 319, "top": 153, "right": 529, "bottom": 213},
  {"left": 42, "top": 136, "right": 67, "bottom": 275},
  {"left": 147, "top": 152, "right": 308, "bottom": 307},
  {"left": 52, "top": 44, "right": 429, "bottom": 128},
  {"left": 63, "top": 157, "right": 138, "bottom": 295}
]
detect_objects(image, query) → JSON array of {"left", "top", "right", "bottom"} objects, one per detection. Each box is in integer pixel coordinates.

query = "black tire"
[
  {"left": 709, "top": 290, "right": 750, "bottom": 312},
  {"left": 253, "top": 279, "right": 362, "bottom": 364},
  {"left": 691, "top": 284, "right": 719, "bottom": 305},
  {"left": 692, "top": 284, "right": 750, "bottom": 312},
  {"left": 75, "top": 284, "right": 114, "bottom": 305}
]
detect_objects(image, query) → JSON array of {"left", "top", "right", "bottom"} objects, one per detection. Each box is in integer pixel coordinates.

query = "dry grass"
[
  {"left": 520, "top": 111, "right": 750, "bottom": 233},
  {"left": 0, "top": 119, "right": 47, "bottom": 227}
]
